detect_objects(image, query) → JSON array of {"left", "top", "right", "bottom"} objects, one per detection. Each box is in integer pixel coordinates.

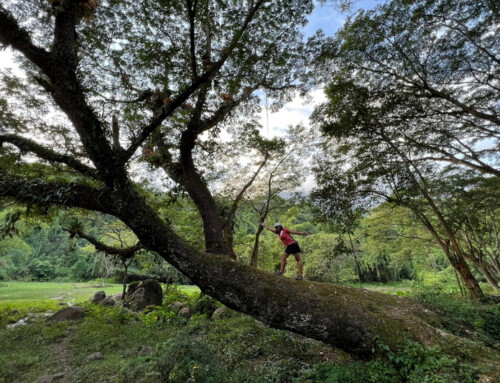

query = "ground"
[{"left": 0, "top": 282, "right": 498, "bottom": 383}]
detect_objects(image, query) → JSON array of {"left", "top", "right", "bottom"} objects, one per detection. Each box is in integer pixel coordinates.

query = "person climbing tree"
[{"left": 260, "top": 222, "right": 308, "bottom": 280}]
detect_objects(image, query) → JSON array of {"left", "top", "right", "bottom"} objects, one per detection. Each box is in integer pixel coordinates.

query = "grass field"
[{"left": 0, "top": 281, "right": 200, "bottom": 304}]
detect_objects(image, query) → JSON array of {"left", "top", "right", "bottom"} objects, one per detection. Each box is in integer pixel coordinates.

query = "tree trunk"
[
  {"left": 99, "top": 186, "right": 459, "bottom": 358},
  {"left": 347, "top": 232, "right": 363, "bottom": 288},
  {"left": 179, "top": 132, "right": 227, "bottom": 254},
  {"left": 477, "top": 263, "right": 500, "bottom": 293},
  {"left": 250, "top": 224, "right": 265, "bottom": 267},
  {"left": 224, "top": 225, "right": 238, "bottom": 260},
  {"left": 1, "top": 176, "right": 493, "bottom": 361},
  {"left": 414, "top": 210, "right": 484, "bottom": 299}
]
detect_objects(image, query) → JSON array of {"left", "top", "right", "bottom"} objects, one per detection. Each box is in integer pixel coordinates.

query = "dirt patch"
[{"left": 49, "top": 327, "right": 76, "bottom": 383}]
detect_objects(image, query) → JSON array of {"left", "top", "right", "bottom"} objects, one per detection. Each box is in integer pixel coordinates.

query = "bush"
[
  {"left": 415, "top": 292, "right": 500, "bottom": 348},
  {"left": 296, "top": 340, "right": 478, "bottom": 383}
]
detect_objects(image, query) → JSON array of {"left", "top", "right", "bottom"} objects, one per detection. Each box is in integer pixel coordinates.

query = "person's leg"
[
  {"left": 279, "top": 252, "right": 289, "bottom": 273},
  {"left": 293, "top": 253, "right": 303, "bottom": 275}
]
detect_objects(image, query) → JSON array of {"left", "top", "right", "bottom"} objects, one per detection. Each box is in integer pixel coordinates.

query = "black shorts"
[{"left": 285, "top": 242, "right": 301, "bottom": 255}]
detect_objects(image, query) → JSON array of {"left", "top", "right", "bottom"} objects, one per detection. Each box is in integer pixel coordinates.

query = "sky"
[{"left": 257, "top": 0, "right": 380, "bottom": 139}]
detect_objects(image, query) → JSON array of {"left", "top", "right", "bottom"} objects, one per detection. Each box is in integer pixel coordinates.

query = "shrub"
[{"left": 295, "top": 340, "right": 478, "bottom": 383}]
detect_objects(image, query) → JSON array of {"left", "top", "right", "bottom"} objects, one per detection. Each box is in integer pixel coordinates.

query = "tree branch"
[
  {"left": 63, "top": 227, "right": 142, "bottom": 258},
  {"left": 186, "top": 0, "right": 198, "bottom": 79},
  {"left": 0, "top": 172, "right": 109, "bottom": 213},
  {"left": 123, "top": 0, "right": 268, "bottom": 160},
  {"left": 0, "top": 134, "right": 100, "bottom": 179},
  {"left": 0, "top": 6, "right": 53, "bottom": 75}
]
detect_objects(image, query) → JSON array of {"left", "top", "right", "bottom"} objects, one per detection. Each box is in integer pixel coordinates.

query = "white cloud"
[
  {"left": 0, "top": 50, "right": 16, "bottom": 70},
  {"left": 259, "top": 88, "right": 326, "bottom": 138}
]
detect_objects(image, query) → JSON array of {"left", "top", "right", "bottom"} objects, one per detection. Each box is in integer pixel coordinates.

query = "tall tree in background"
[
  {"left": 315, "top": 0, "right": 499, "bottom": 175},
  {"left": 313, "top": 0, "right": 499, "bottom": 298}
]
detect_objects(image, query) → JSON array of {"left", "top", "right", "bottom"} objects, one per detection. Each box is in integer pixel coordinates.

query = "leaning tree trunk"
[
  {"left": 3, "top": 176, "right": 496, "bottom": 361},
  {"left": 107, "top": 186, "right": 474, "bottom": 358},
  {"left": 179, "top": 131, "right": 227, "bottom": 255}
]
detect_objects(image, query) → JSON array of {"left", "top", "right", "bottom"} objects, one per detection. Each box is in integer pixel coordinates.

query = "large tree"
[
  {"left": 315, "top": 0, "right": 499, "bottom": 176},
  {"left": 0, "top": 0, "right": 497, "bottom": 361},
  {"left": 312, "top": 0, "right": 499, "bottom": 299}
]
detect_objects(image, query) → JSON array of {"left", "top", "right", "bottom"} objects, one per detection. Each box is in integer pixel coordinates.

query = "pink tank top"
[{"left": 278, "top": 228, "right": 296, "bottom": 246}]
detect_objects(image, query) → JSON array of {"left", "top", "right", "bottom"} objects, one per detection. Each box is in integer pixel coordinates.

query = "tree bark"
[
  {"left": 250, "top": 224, "right": 265, "bottom": 268},
  {"left": 178, "top": 130, "right": 227, "bottom": 254},
  {"left": 348, "top": 232, "right": 363, "bottom": 288}
]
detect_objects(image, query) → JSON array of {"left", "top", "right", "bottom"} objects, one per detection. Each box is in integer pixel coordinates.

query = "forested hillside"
[{"left": 2, "top": 190, "right": 498, "bottom": 297}]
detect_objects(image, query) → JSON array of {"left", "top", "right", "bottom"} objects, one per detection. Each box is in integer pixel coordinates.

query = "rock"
[
  {"left": 138, "top": 345, "right": 154, "bottom": 356},
  {"left": 34, "top": 373, "right": 64, "bottom": 383},
  {"left": 47, "top": 307, "right": 85, "bottom": 322},
  {"left": 126, "top": 281, "right": 141, "bottom": 297},
  {"left": 169, "top": 301, "right": 185, "bottom": 312},
  {"left": 87, "top": 352, "right": 104, "bottom": 361},
  {"left": 7, "top": 318, "right": 28, "bottom": 328},
  {"left": 57, "top": 302, "right": 67, "bottom": 306},
  {"left": 212, "top": 307, "right": 229, "bottom": 320},
  {"left": 92, "top": 291, "right": 106, "bottom": 304},
  {"left": 111, "top": 293, "right": 124, "bottom": 301},
  {"left": 127, "top": 280, "right": 163, "bottom": 311},
  {"left": 8, "top": 309, "right": 20, "bottom": 315},
  {"left": 100, "top": 296, "right": 116, "bottom": 307},
  {"left": 178, "top": 306, "right": 191, "bottom": 318}
]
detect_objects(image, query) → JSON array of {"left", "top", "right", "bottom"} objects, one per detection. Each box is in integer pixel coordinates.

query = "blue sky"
[
  {"left": 305, "top": 0, "right": 380, "bottom": 37},
  {"left": 260, "top": 0, "right": 382, "bottom": 140}
]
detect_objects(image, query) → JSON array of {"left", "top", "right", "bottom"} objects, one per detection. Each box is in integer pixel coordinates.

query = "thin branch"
[
  {"left": 123, "top": 0, "right": 268, "bottom": 160},
  {"left": 186, "top": 0, "right": 198, "bottom": 79},
  {"left": 63, "top": 227, "right": 142, "bottom": 259},
  {"left": 0, "top": 134, "right": 100, "bottom": 179}
]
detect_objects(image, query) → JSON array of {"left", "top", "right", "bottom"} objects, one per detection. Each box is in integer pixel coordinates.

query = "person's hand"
[{"left": 302, "top": 233, "right": 309, "bottom": 237}]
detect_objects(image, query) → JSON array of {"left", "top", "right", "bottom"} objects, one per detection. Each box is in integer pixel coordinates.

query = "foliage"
[
  {"left": 414, "top": 292, "right": 500, "bottom": 349},
  {"left": 297, "top": 340, "right": 479, "bottom": 383},
  {"left": 1, "top": 286, "right": 489, "bottom": 383},
  {"left": 312, "top": 0, "right": 500, "bottom": 298}
]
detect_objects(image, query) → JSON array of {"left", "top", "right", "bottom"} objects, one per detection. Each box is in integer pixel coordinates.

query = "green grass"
[
  {"left": 0, "top": 282, "right": 495, "bottom": 383},
  {"left": 0, "top": 281, "right": 123, "bottom": 303},
  {"left": 0, "top": 281, "right": 199, "bottom": 303}
]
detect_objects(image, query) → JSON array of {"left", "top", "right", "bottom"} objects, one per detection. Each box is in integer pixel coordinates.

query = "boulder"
[
  {"left": 34, "top": 373, "right": 64, "bottom": 383},
  {"left": 47, "top": 307, "right": 85, "bottom": 322},
  {"left": 91, "top": 291, "right": 106, "bottom": 304},
  {"left": 87, "top": 352, "right": 104, "bottom": 361},
  {"left": 127, "top": 280, "right": 163, "bottom": 311},
  {"left": 111, "top": 293, "right": 124, "bottom": 301},
  {"left": 100, "top": 296, "right": 116, "bottom": 307},
  {"left": 126, "top": 281, "right": 141, "bottom": 297},
  {"left": 178, "top": 306, "right": 191, "bottom": 318}
]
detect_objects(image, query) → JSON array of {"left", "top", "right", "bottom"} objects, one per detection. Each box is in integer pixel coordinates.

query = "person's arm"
[
  {"left": 288, "top": 229, "right": 308, "bottom": 237},
  {"left": 260, "top": 222, "right": 276, "bottom": 232}
]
